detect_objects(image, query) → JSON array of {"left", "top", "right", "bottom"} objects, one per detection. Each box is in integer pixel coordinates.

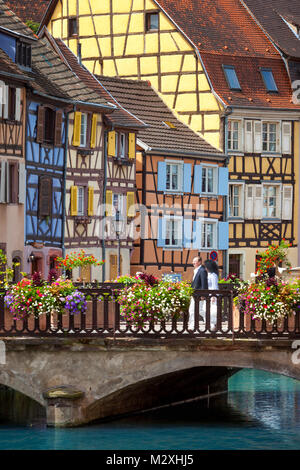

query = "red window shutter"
[
  {"left": 36, "top": 106, "right": 45, "bottom": 143},
  {"left": 54, "top": 110, "right": 63, "bottom": 146},
  {"left": 38, "top": 176, "right": 52, "bottom": 217}
]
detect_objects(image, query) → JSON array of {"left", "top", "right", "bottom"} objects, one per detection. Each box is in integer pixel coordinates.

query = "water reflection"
[{"left": 0, "top": 369, "right": 300, "bottom": 449}]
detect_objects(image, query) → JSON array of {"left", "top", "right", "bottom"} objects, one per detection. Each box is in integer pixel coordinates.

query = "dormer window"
[
  {"left": 223, "top": 65, "right": 241, "bottom": 91},
  {"left": 260, "top": 68, "right": 278, "bottom": 93},
  {"left": 16, "top": 41, "right": 31, "bottom": 68}
]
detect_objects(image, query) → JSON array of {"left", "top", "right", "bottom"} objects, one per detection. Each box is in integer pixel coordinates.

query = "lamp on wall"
[{"left": 28, "top": 252, "right": 35, "bottom": 263}]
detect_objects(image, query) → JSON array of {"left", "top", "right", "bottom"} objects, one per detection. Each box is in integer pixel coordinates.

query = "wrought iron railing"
[{"left": 0, "top": 284, "right": 299, "bottom": 338}]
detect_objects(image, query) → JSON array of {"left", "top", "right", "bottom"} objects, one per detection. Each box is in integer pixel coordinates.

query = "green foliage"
[{"left": 26, "top": 20, "right": 40, "bottom": 34}]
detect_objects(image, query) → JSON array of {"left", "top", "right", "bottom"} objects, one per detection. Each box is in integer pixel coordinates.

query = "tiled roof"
[
  {"left": 0, "top": 47, "right": 33, "bottom": 81},
  {"left": 156, "top": 0, "right": 278, "bottom": 57},
  {"left": 3, "top": 0, "right": 49, "bottom": 23},
  {"left": 0, "top": 0, "right": 114, "bottom": 109},
  {"left": 242, "top": 0, "right": 300, "bottom": 59},
  {"left": 96, "top": 75, "right": 224, "bottom": 156},
  {"left": 53, "top": 37, "right": 146, "bottom": 129},
  {"left": 201, "top": 52, "right": 300, "bottom": 109}
]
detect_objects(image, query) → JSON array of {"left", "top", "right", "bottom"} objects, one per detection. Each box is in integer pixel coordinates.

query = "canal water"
[{"left": 0, "top": 368, "right": 300, "bottom": 450}]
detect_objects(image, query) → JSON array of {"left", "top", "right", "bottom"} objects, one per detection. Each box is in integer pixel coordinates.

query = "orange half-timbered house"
[{"left": 97, "top": 76, "right": 228, "bottom": 280}]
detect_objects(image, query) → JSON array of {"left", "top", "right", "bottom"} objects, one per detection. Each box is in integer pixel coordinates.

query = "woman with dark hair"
[{"left": 204, "top": 259, "right": 219, "bottom": 330}]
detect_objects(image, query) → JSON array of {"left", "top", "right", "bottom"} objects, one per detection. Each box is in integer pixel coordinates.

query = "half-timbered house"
[
  {"left": 41, "top": 0, "right": 300, "bottom": 279},
  {"left": 0, "top": 32, "right": 28, "bottom": 279},
  {"left": 45, "top": 33, "right": 146, "bottom": 281},
  {"left": 96, "top": 76, "right": 228, "bottom": 280}
]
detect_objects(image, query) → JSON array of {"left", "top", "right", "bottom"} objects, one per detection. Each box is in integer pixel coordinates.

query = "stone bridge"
[{"left": 0, "top": 336, "right": 299, "bottom": 427}]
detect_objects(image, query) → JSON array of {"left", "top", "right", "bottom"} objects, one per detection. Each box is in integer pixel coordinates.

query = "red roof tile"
[{"left": 3, "top": 0, "right": 49, "bottom": 23}]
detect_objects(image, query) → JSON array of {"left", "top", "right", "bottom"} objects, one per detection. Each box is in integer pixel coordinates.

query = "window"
[
  {"left": 260, "top": 68, "right": 278, "bottom": 92},
  {"left": 8, "top": 162, "right": 18, "bottom": 203},
  {"left": 201, "top": 221, "right": 217, "bottom": 249},
  {"left": 77, "top": 186, "right": 85, "bottom": 216},
  {"left": 229, "top": 184, "right": 244, "bottom": 218},
  {"left": 16, "top": 41, "right": 31, "bottom": 68},
  {"left": 145, "top": 12, "right": 159, "bottom": 31},
  {"left": 8, "top": 87, "right": 16, "bottom": 120},
  {"left": 44, "top": 107, "right": 55, "bottom": 144},
  {"left": 119, "top": 133, "right": 126, "bottom": 158},
  {"left": 80, "top": 113, "right": 88, "bottom": 147},
  {"left": 68, "top": 18, "right": 78, "bottom": 37},
  {"left": 113, "top": 193, "right": 123, "bottom": 215},
  {"left": 223, "top": 65, "right": 241, "bottom": 91},
  {"left": 262, "top": 122, "right": 277, "bottom": 152},
  {"left": 165, "top": 217, "right": 182, "bottom": 247},
  {"left": 228, "top": 120, "right": 241, "bottom": 151},
  {"left": 201, "top": 166, "right": 217, "bottom": 194},
  {"left": 166, "top": 163, "right": 183, "bottom": 192},
  {"left": 263, "top": 185, "right": 279, "bottom": 218}
]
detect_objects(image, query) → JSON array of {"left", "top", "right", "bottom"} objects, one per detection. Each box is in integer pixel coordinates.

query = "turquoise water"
[{"left": 1, "top": 369, "right": 300, "bottom": 450}]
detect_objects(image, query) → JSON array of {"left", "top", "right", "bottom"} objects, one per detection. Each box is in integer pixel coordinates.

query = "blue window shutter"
[
  {"left": 157, "top": 217, "right": 165, "bottom": 247},
  {"left": 218, "top": 221, "right": 229, "bottom": 250},
  {"left": 218, "top": 167, "right": 229, "bottom": 196},
  {"left": 183, "top": 164, "right": 192, "bottom": 193},
  {"left": 192, "top": 220, "right": 202, "bottom": 249},
  {"left": 183, "top": 218, "right": 192, "bottom": 248},
  {"left": 194, "top": 165, "right": 202, "bottom": 194},
  {"left": 157, "top": 161, "right": 166, "bottom": 192}
]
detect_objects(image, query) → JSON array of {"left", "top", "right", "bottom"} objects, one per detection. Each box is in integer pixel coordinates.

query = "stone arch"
[{"left": 0, "top": 369, "right": 46, "bottom": 407}]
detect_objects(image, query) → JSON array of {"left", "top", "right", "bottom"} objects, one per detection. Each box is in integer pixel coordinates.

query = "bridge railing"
[{"left": 0, "top": 285, "right": 299, "bottom": 338}]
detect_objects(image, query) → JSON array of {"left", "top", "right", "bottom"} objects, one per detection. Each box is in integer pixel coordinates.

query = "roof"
[
  {"left": 52, "top": 36, "right": 146, "bottom": 129},
  {"left": 242, "top": 0, "right": 300, "bottom": 59},
  {"left": 0, "top": 46, "right": 33, "bottom": 82},
  {"left": 95, "top": 75, "right": 224, "bottom": 156},
  {"left": 202, "top": 52, "right": 300, "bottom": 109},
  {"left": 0, "top": 0, "right": 115, "bottom": 110},
  {"left": 155, "top": 0, "right": 300, "bottom": 110},
  {"left": 3, "top": 0, "right": 49, "bottom": 23},
  {"left": 156, "top": 0, "right": 278, "bottom": 57}
]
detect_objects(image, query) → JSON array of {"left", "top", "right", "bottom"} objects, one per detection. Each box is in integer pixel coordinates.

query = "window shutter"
[
  {"left": 276, "top": 122, "right": 280, "bottom": 152},
  {"left": 90, "top": 114, "right": 97, "bottom": 149},
  {"left": 107, "top": 131, "right": 116, "bottom": 156},
  {"left": 218, "top": 221, "right": 229, "bottom": 250},
  {"left": 218, "top": 167, "right": 228, "bottom": 196},
  {"left": 127, "top": 191, "right": 135, "bottom": 217},
  {"left": 38, "top": 176, "right": 52, "bottom": 217},
  {"left": 245, "top": 184, "right": 254, "bottom": 219},
  {"left": 282, "top": 122, "right": 291, "bottom": 154},
  {"left": 276, "top": 185, "right": 282, "bottom": 218},
  {"left": 157, "top": 217, "right": 164, "bottom": 247},
  {"left": 128, "top": 133, "right": 135, "bottom": 159},
  {"left": 72, "top": 111, "right": 81, "bottom": 147},
  {"left": 0, "top": 81, "right": 5, "bottom": 119},
  {"left": 253, "top": 185, "right": 263, "bottom": 219},
  {"left": 0, "top": 161, "right": 6, "bottom": 203},
  {"left": 192, "top": 220, "right": 202, "bottom": 249},
  {"left": 15, "top": 88, "right": 21, "bottom": 121},
  {"left": 3, "top": 85, "right": 8, "bottom": 119},
  {"left": 194, "top": 164, "right": 202, "bottom": 194},
  {"left": 54, "top": 109, "right": 63, "bottom": 146},
  {"left": 245, "top": 120, "right": 253, "bottom": 153},
  {"left": 183, "top": 217, "right": 192, "bottom": 248},
  {"left": 238, "top": 120, "right": 243, "bottom": 151},
  {"left": 6, "top": 161, "right": 10, "bottom": 203},
  {"left": 88, "top": 187, "right": 94, "bottom": 216},
  {"left": 70, "top": 186, "right": 78, "bottom": 216},
  {"left": 254, "top": 121, "right": 262, "bottom": 153},
  {"left": 157, "top": 161, "right": 166, "bottom": 191},
  {"left": 36, "top": 106, "right": 45, "bottom": 143},
  {"left": 18, "top": 162, "right": 26, "bottom": 204},
  {"left": 183, "top": 163, "right": 191, "bottom": 193},
  {"left": 105, "top": 190, "right": 112, "bottom": 216},
  {"left": 282, "top": 185, "right": 293, "bottom": 220}
]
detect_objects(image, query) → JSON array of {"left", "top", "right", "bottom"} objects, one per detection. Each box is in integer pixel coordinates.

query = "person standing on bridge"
[
  {"left": 204, "top": 259, "right": 219, "bottom": 331},
  {"left": 188, "top": 256, "right": 208, "bottom": 331}
]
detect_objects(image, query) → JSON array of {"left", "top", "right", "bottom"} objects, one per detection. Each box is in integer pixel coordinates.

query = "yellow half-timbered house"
[{"left": 41, "top": 0, "right": 300, "bottom": 279}]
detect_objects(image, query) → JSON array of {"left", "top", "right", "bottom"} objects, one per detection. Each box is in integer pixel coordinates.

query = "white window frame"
[
  {"left": 201, "top": 218, "right": 218, "bottom": 250},
  {"left": 119, "top": 133, "right": 126, "bottom": 158},
  {"left": 262, "top": 121, "right": 279, "bottom": 153},
  {"left": 165, "top": 160, "right": 183, "bottom": 193},
  {"left": 201, "top": 164, "right": 218, "bottom": 195},
  {"left": 262, "top": 182, "right": 281, "bottom": 219},
  {"left": 163, "top": 215, "right": 183, "bottom": 249},
  {"left": 228, "top": 182, "right": 244, "bottom": 219},
  {"left": 80, "top": 113, "right": 88, "bottom": 148},
  {"left": 77, "top": 186, "right": 85, "bottom": 216},
  {"left": 112, "top": 192, "right": 124, "bottom": 215},
  {"left": 228, "top": 119, "right": 242, "bottom": 152}
]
